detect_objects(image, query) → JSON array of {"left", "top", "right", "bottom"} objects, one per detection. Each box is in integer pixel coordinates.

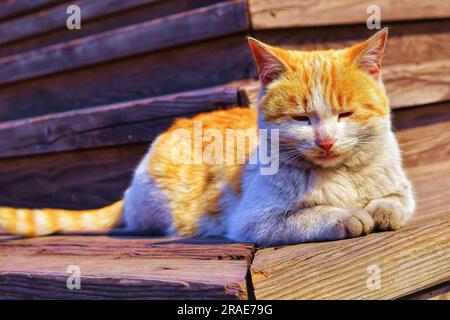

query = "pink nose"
[{"left": 316, "top": 139, "right": 335, "bottom": 151}]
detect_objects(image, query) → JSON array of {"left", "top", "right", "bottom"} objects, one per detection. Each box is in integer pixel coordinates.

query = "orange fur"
[
  {"left": 147, "top": 108, "right": 258, "bottom": 235},
  {"left": 259, "top": 46, "right": 388, "bottom": 124},
  {"left": 0, "top": 201, "right": 123, "bottom": 236}
]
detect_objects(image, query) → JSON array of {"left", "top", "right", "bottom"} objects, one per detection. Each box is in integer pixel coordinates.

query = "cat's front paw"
[
  {"left": 366, "top": 201, "right": 405, "bottom": 231},
  {"left": 323, "top": 209, "right": 374, "bottom": 241}
]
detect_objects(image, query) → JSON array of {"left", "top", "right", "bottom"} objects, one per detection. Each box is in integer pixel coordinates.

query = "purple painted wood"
[
  {"left": 0, "top": 84, "right": 239, "bottom": 158},
  {"left": 0, "top": 0, "right": 249, "bottom": 86}
]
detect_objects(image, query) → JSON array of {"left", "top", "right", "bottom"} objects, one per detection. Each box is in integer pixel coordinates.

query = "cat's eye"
[
  {"left": 338, "top": 111, "right": 353, "bottom": 121},
  {"left": 292, "top": 115, "right": 310, "bottom": 124}
]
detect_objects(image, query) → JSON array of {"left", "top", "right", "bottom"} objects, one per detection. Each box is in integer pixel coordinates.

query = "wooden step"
[
  {"left": 0, "top": 0, "right": 161, "bottom": 46},
  {"left": 248, "top": 0, "right": 450, "bottom": 29},
  {"left": 251, "top": 214, "right": 449, "bottom": 299},
  {"left": 0, "top": 0, "right": 226, "bottom": 57},
  {"left": 0, "top": 236, "right": 255, "bottom": 299},
  {"left": 0, "top": 84, "right": 239, "bottom": 158},
  {"left": 0, "top": 34, "right": 252, "bottom": 122},
  {"left": 0, "top": 0, "right": 249, "bottom": 87}
]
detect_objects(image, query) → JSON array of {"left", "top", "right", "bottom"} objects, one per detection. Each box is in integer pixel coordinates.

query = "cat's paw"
[
  {"left": 323, "top": 209, "right": 374, "bottom": 240},
  {"left": 366, "top": 201, "right": 405, "bottom": 231}
]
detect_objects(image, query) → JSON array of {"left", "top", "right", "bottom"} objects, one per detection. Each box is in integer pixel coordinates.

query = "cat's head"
[{"left": 248, "top": 28, "right": 390, "bottom": 169}]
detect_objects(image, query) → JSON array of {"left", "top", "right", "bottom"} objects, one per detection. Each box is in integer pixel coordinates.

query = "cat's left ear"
[{"left": 346, "top": 27, "right": 388, "bottom": 80}]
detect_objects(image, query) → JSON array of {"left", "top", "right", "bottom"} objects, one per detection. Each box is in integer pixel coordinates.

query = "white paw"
[{"left": 322, "top": 209, "right": 374, "bottom": 240}]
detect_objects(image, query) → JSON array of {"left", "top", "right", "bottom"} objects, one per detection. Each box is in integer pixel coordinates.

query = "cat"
[{"left": 0, "top": 27, "right": 415, "bottom": 246}]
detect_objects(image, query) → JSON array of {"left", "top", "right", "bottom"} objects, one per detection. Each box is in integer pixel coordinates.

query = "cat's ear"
[
  {"left": 346, "top": 27, "right": 388, "bottom": 80},
  {"left": 247, "top": 37, "right": 288, "bottom": 86}
]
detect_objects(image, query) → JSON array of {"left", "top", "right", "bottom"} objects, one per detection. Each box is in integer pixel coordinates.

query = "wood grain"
[
  {"left": 0, "top": 84, "right": 239, "bottom": 158},
  {"left": 0, "top": 0, "right": 249, "bottom": 86},
  {"left": 0, "top": 0, "right": 224, "bottom": 58},
  {"left": 385, "top": 60, "right": 450, "bottom": 109},
  {"left": 0, "top": 0, "right": 66, "bottom": 22},
  {"left": 234, "top": 60, "right": 450, "bottom": 109},
  {"left": 0, "top": 0, "right": 160, "bottom": 46},
  {"left": 0, "top": 236, "right": 254, "bottom": 299},
  {"left": 249, "top": 0, "right": 450, "bottom": 29},
  {"left": 251, "top": 214, "right": 449, "bottom": 299},
  {"left": 253, "top": 19, "right": 450, "bottom": 67},
  {"left": 0, "top": 144, "right": 147, "bottom": 209},
  {"left": 0, "top": 235, "right": 254, "bottom": 262},
  {"left": 0, "top": 34, "right": 254, "bottom": 122}
]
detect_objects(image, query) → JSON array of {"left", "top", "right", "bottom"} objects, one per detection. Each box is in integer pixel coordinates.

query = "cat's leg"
[
  {"left": 364, "top": 185, "right": 415, "bottom": 231},
  {"left": 227, "top": 205, "right": 374, "bottom": 246},
  {"left": 113, "top": 153, "right": 174, "bottom": 235}
]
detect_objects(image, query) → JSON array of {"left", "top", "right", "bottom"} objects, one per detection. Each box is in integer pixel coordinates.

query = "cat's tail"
[{"left": 0, "top": 200, "right": 124, "bottom": 237}]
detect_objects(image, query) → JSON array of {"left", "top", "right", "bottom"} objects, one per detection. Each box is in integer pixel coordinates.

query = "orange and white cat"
[{"left": 0, "top": 28, "right": 415, "bottom": 246}]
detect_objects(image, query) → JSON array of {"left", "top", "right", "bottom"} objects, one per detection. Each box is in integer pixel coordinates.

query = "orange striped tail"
[{"left": 0, "top": 200, "right": 124, "bottom": 237}]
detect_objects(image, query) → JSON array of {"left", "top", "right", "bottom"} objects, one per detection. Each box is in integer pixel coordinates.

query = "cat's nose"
[{"left": 316, "top": 139, "right": 335, "bottom": 151}]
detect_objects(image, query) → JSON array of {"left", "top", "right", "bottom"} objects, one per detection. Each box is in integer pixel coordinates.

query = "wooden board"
[
  {"left": 251, "top": 214, "right": 449, "bottom": 299},
  {"left": 0, "top": 235, "right": 254, "bottom": 299},
  {"left": 0, "top": 0, "right": 224, "bottom": 58},
  {"left": 234, "top": 60, "right": 450, "bottom": 109},
  {"left": 0, "top": 84, "right": 239, "bottom": 158},
  {"left": 385, "top": 60, "right": 450, "bottom": 109},
  {"left": 249, "top": 0, "right": 450, "bottom": 29},
  {"left": 0, "top": 34, "right": 254, "bottom": 122},
  {"left": 0, "top": 144, "right": 147, "bottom": 209},
  {"left": 253, "top": 19, "right": 450, "bottom": 67},
  {"left": 0, "top": 0, "right": 249, "bottom": 86},
  {"left": 0, "top": 0, "right": 160, "bottom": 46}
]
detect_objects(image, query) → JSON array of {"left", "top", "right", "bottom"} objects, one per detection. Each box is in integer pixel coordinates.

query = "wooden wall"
[{"left": 0, "top": 0, "right": 449, "bottom": 209}]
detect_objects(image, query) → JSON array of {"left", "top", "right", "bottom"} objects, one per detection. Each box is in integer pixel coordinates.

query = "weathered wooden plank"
[
  {"left": 0, "top": 233, "right": 254, "bottom": 300},
  {"left": 251, "top": 214, "right": 449, "bottom": 299},
  {"left": 394, "top": 103, "right": 450, "bottom": 167},
  {"left": 0, "top": 0, "right": 249, "bottom": 86},
  {"left": 0, "top": 0, "right": 160, "bottom": 46},
  {"left": 0, "top": 84, "right": 239, "bottom": 158},
  {"left": 249, "top": 0, "right": 450, "bottom": 29},
  {"left": 0, "top": 35, "right": 254, "bottom": 122},
  {"left": 0, "top": 144, "right": 147, "bottom": 209},
  {"left": 385, "top": 60, "right": 450, "bottom": 109},
  {"left": 253, "top": 19, "right": 450, "bottom": 67},
  {"left": 235, "top": 60, "right": 450, "bottom": 109},
  {"left": 0, "top": 235, "right": 254, "bottom": 262},
  {"left": 0, "top": 0, "right": 66, "bottom": 22},
  {"left": 0, "top": 0, "right": 224, "bottom": 58}
]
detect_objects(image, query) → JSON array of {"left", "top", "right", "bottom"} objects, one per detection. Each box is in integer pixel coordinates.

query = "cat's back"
[{"left": 146, "top": 107, "right": 258, "bottom": 235}]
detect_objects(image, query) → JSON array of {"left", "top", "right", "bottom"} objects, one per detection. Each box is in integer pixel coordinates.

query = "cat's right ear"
[{"left": 247, "top": 37, "right": 287, "bottom": 86}]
